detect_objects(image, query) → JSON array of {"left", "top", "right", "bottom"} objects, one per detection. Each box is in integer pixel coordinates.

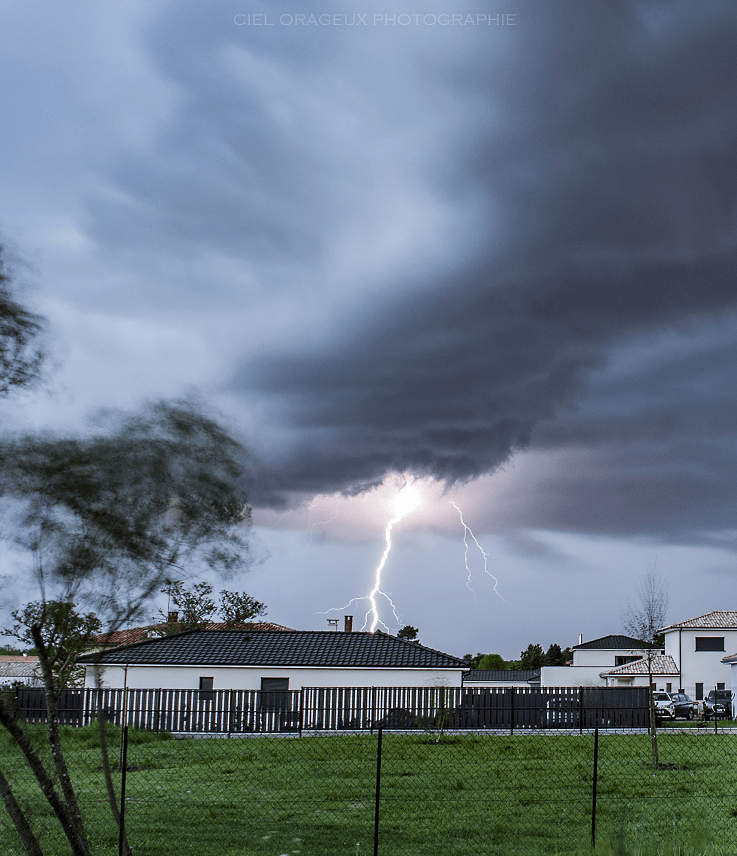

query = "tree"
[
  {"left": 156, "top": 582, "right": 267, "bottom": 632},
  {"left": 5, "top": 600, "right": 101, "bottom": 689},
  {"left": 397, "top": 625, "right": 418, "bottom": 641},
  {"left": 220, "top": 589, "right": 267, "bottom": 625},
  {"left": 476, "top": 653, "right": 507, "bottom": 670},
  {"left": 545, "top": 643, "right": 568, "bottom": 666},
  {"left": 622, "top": 570, "right": 669, "bottom": 768},
  {"left": 0, "top": 247, "right": 46, "bottom": 397},
  {"left": 519, "top": 643, "right": 546, "bottom": 670},
  {"left": 0, "top": 398, "right": 253, "bottom": 856}
]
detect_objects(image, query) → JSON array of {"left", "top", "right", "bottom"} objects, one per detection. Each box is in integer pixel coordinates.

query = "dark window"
[
  {"left": 260, "top": 677, "right": 290, "bottom": 712},
  {"left": 718, "top": 682, "right": 725, "bottom": 691},
  {"left": 695, "top": 637, "right": 724, "bottom": 651},
  {"left": 615, "top": 655, "right": 642, "bottom": 666},
  {"left": 695, "top": 683, "right": 704, "bottom": 700},
  {"left": 199, "top": 676, "right": 214, "bottom": 701}
]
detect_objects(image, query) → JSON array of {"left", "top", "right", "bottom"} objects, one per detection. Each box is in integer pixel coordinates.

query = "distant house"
[
  {"left": 541, "top": 635, "right": 654, "bottom": 687},
  {"left": 463, "top": 669, "right": 540, "bottom": 688},
  {"left": 0, "top": 655, "right": 42, "bottom": 687},
  {"left": 659, "top": 611, "right": 737, "bottom": 700},
  {"left": 602, "top": 654, "right": 679, "bottom": 689},
  {"left": 94, "top": 621, "right": 294, "bottom": 649},
  {"left": 78, "top": 628, "right": 467, "bottom": 691}
]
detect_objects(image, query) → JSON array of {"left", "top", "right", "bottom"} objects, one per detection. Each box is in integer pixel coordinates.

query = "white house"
[
  {"left": 78, "top": 628, "right": 467, "bottom": 691},
  {"left": 659, "top": 611, "right": 737, "bottom": 700},
  {"left": 541, "top": 635, "right": 653, "bottom": 687},
  {"left": 602, "top": 654, "right": 679, "bottom": 689}
]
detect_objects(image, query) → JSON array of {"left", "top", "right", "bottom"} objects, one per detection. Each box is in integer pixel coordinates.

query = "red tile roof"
[{"left": 95, "top": 622, "right": 295, "bottom": 647}]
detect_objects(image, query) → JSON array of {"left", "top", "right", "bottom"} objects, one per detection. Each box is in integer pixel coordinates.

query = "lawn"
[{"left": 2, "top": 726, "right": 737, "bottom": 855}]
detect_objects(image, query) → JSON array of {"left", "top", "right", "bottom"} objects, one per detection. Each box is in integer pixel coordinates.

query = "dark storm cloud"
[
  {"left": 228, "top": 1, "right": 737, "bottom": 510},
  {"left": 74, "top": 0, "right": 737, "bottom": 534}
]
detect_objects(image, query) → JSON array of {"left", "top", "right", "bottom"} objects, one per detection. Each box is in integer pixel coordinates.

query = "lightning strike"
[
  {"left": 450, "top": 501, "right": 506, "bottom": 602},
  {"left": 318, "top": 483, "right": 421, "bottom": 633}
]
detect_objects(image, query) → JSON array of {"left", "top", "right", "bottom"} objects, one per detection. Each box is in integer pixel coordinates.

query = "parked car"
[
  {"left": 653, "top": 691, "right": 694, "bottom": 720},
  {"left": 704, "top": 690, "right": 733, "bottom": 720}
]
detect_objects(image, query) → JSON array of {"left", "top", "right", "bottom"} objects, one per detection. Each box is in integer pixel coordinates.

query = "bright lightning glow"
[
  {"left": 318, "top": 482, "right": 421, "bottom": 633},
  {"left": 450, "top": 501, "right": 506, "bottom": 602},
  {"left": 366, "top": 485, "right": 421, "bottom": 631}
]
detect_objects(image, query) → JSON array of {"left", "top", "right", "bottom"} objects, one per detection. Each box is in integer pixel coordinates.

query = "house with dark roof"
[
  {"left": 78, "top": 628, "right": 467, "bottom": 692},
  {"left": 659, "top": 611, "right": 737, "bottom": 701},
  {"left": 463, "top": 669, "right": 540, "bottom": 688},
  {"left": 541, "top": 635, "right": 654, "bottom": 688}
]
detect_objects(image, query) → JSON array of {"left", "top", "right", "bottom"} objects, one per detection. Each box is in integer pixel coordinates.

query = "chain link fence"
[{"left": 3, "top": 723, "right": 737, "bottom": 855}]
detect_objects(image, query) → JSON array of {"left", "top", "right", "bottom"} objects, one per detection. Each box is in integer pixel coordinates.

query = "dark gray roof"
[
  {"left": 78, "top": 629, "right": 466, "bottom": 670},
  {"left": 572, "top": 634, "right": 651, "bottom": 651},
  {"left": 464, "top": 669, "right": 540, "bottom": 682}
]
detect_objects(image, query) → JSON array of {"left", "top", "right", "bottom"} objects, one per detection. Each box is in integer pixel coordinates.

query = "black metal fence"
[{"left": 13, "top": 684, "right": 650, "bottom": 732}]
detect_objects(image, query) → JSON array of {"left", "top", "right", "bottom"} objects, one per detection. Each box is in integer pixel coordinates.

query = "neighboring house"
[
  {"left": 94, "top": 621, "right": 294, "bottom": 650},
  {"left": 659, "top": 611, "right": 737, "bottom": 700},
  {"left": 541, "top": 635, "right": 654, "bottom": 687},
  {"left": 78, "top": 628, "right": 467, "bottom": 690},
  {"left": 462, "top": 669, "right": 540, "bottom": 688},
  {"left": 602, "top": 654, "right": 679, "bottom": 689},
  {"left": 0, "top": 655, "right": 42, "bottom": 687}
]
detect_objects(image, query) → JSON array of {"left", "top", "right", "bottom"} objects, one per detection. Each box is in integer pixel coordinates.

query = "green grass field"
[{"left": 2, "top": 726, "right": 737, "bottom": 856}]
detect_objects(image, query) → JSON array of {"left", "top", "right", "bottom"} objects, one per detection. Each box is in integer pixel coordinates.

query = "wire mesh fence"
[{"left": 3, "top": 723, "right": 737, "bottom": 856}]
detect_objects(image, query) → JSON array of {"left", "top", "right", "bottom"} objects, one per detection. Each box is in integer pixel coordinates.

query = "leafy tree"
[
  {"left": 0, "top": 398, "right": 253, "bottom": 856},
  {"left": 519, "top": 643, "right": 546, "bottom": 670},
  {"left": 476, "top": 653, "right": 508, "bottom": 670},
  {"left": 0, "top": 247, "right": 46, "bottom": 398},
  {"left": 397, "top": 625, "right": 419, "bottom": 641},
  {"left": 156, "top": 582, "right": 267, "bottom": 632},
  {"left": 158, "top": 581, "right": 217, "bottom": 630},
  {"left": 545, "top": 643, "right": 569, "bottom": 666},
  {"left": 220, "top": 589, "right": 267, "bottom": 625},
  {"left": 5, "top": 601, "right": 101, "bottom": 689}
]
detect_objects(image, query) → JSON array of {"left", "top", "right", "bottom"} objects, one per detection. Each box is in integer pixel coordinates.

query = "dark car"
[{"left": 705, "top": 690, "right": 733, "bottom": 720}]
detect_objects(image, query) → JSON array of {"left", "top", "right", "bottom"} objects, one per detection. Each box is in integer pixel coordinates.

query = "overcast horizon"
[{"left": 2, "top": 0, "right": 737, "bottom": 659}]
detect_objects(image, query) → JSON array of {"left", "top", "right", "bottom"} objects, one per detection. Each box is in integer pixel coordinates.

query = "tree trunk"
[{"left": 0, "top": 764, "right": 44, "bottom": 856}]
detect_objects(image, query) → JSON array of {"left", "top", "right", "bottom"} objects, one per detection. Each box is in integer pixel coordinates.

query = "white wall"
[
  {"left": 572, "top": 648, "right": 648, "bottom": 668},
  {"left": 85, "top": 665, "right": 464, "bottom": 690},
  {"left": 540, "top": 666, "right": 607, "bottom": 687},
  {"left": 665, "top": 629, "right": 737, "bottom": 694}
]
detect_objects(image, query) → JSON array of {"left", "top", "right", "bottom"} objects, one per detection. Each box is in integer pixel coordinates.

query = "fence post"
[
  {"left": 373, "top": 726, "right": 383, "bottom": 856},
  {"left": 299, "top": 687, "right": 304, "bottom": 737},
  {"left": 591, "top": 726, "right": 599, "bottom": 849},
  {"left": 118, "top": 724, "right": 129, "bottom": 856},
  {"left": 579, "top": 690, "right": 584, "bottom": 736},
  {"left": 509, "top": 687, "right": 515, "bottom": 736}
]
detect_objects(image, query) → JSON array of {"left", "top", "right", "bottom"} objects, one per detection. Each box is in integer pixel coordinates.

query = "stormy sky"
[{"left": 2, "top": 0, "right": 737, "bottom": 657}]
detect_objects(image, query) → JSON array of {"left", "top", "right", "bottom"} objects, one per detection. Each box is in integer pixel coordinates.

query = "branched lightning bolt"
[
  {"left": 319, "top": 484, "right": 420, "bottom": 633},
  {"left": 450, "top": 501, "right": 506, "bottom": 602}
]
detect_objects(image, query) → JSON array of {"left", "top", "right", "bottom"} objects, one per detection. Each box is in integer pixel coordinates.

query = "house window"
[
  {"left": 718, "top": 682, "right": 725, "bottom": 691},
  {"left": 199, "top": 676, "right": 214, "bottom": 702},
  {"left": 615, "top": 656, "right": 642, "bottom": 666},
  {"left": 695, "top": 637, "right": 724, "bottom": 651},
  {"left": 695, "top": 683, "right": 703, "bottom": 700},
  {"left": 666, "top": 683, "right": 672, "bottom": 693}
]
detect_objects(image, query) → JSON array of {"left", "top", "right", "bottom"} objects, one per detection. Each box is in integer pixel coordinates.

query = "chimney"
[
  {"left": 327, "top": 619, "right": 339, "bottom": 631},
  {"left": 168, "top": 611, "right": 179, "bottom": 623},
  {"left": 578, "top": 633, "right": 583, "bottom": 645},
  {"left": 344, "top": 615, "right": 353, "bottom": 633}
]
